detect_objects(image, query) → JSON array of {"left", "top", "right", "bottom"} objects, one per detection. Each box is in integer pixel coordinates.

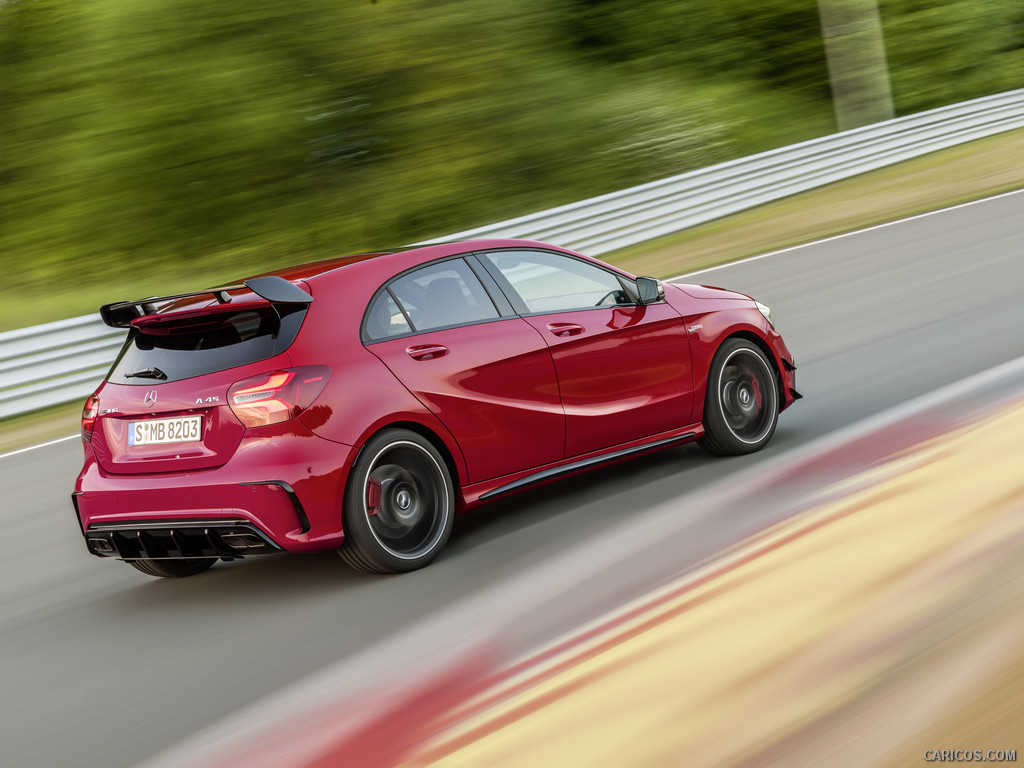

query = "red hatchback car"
[{"left": 73, "top": 239, "right": 799, "bottom": 577}]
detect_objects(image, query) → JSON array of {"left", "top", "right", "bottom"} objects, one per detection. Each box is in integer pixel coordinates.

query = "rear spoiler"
[{"left": 100, "top": 276, "right": 313, "bottom": 328}]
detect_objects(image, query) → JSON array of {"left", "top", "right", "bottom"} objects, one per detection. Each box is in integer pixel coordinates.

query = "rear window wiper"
[{"left": 124, "top": 367, "right": 168, "bottom": 381}]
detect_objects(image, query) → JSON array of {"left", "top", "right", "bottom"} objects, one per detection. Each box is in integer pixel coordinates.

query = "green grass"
[{"left": 0, "top": 402, "right": 83, "bottom": 454}]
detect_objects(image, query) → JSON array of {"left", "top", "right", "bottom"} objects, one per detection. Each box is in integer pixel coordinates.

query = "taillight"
[
  {"left": 81, "top": 394, "right": 100, "bottom": 442},
  {"left": 228, "top": 366, "right": 330, "bottom": 429}
]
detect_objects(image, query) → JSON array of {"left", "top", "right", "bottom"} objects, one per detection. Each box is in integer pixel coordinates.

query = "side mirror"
[{"left": 636, "top": 276, "right": 665, "bottom": 304}]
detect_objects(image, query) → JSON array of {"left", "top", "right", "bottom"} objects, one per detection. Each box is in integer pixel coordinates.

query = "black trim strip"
[
  {"left": 387, "top": 286, "right": 416, "bottom": 332},
  {"left": 480, "top": 432, "right": 696, "bottom": 501},
  {"left": 71, "top": 492, "right": 83, "bottom": 527},
  {"left": 465, "top": 254, "right": 516, "bottom": 317},
  {"left": 87, "top": 518, "right": 248, "bottom": 532},
  {"left": 471, "top": 250, "right": 531, "bottom": 316},
  {"left": 238, "top": 481, "right": 311, "bottom": 534}
]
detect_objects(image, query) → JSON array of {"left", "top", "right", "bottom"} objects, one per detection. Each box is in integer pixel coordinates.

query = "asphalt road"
[{"left": 3, "top": 191, "right": 1024, "bottom": 768}]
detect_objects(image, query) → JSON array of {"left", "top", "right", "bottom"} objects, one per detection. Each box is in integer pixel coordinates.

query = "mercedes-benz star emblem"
[{"left": 144, "top": 389, "right": 158, "bottom": 408}]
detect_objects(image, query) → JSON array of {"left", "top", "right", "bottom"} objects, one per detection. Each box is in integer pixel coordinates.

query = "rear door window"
[
  {"left": 364, "top": 258, "right": 499, "bottom": 340},
  {"left": 107, "top": 306, "right": 305, "bottom": 384}
]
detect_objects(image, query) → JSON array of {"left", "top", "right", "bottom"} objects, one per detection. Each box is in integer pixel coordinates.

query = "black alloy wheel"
[
  {"left": 340, "top": 428, "right": 455, "bottom": 574},
  {"left": 699, "top": 338, "right": 780, "bottom": 456}
]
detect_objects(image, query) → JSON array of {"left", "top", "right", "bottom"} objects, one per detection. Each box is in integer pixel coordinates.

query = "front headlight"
[{"left": 755, "top": 300, "right": 773, "bottom": 327}]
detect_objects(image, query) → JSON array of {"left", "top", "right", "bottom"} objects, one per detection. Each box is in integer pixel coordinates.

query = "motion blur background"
[
  {"left": 3, "top": 3, "right": 1024, "bottom": 766},
  {"left": 2, "top": 0, "right": 1023, "bottom": 330}
]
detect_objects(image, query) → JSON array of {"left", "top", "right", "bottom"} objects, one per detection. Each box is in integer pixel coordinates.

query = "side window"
[
  {"left": 365, "top": 258, "right": 500, "bottom": 340},
  {"left": 480, "top": 250, "right": 633, "bottom": 314}
]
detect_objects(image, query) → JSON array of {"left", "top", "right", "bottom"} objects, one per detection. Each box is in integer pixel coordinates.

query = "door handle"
[
  {"left": 406, "top": 344, "right": 449, "bottom": 361},
  {"left": 546, "top": 322, "right": 584, "bottom": 337}
]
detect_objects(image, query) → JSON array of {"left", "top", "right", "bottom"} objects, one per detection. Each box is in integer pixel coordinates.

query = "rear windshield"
[{"left": 107, "top": 306, "right": 306, "bottom": 385}]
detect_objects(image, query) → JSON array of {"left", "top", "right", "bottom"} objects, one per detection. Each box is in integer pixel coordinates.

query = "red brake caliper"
[{"left": 366, "top": 478, "right": 382, "bottom": 516}]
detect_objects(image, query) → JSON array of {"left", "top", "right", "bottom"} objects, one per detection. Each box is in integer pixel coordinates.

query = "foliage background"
[{"left": 1, "top": 0, "right": 1021, "bottom": 325}]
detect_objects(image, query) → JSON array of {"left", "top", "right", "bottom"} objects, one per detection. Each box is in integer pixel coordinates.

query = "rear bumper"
[{"left": 73, "top": 429, "right": 358, "bottom": 555}]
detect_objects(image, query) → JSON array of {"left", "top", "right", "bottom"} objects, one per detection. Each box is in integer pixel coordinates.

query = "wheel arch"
[
  {"left": 691, "top": 319, "right": 785, "bottom": 425},
  {"left": 344, "top": 420, "right": 466, "bottom": 518},
  {"left": 382, "top": 421, "right": 462, "bottom": 489}
]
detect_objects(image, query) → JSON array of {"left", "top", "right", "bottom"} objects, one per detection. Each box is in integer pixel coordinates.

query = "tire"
[
  {"left": 339, "top": 428, "right": 455, "bottom": 574},
  {"left": 127, "top": 557, "right": 217, "bottom": 578},
  {"left": 698, "top": 338, "right": 780, "bottom": 456}
]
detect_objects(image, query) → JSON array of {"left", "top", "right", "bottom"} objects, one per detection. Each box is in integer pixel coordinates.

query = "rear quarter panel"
[{"left": 287, "top": 263, "right": 470, "bottom": 487}]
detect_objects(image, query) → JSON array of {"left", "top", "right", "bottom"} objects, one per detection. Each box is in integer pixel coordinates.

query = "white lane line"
[
  {"left": 0, "top": 434, "right": 78, "bottom": 461},
  {"left": 670, "top": 186, "right": 1024, "bottom": 281}
]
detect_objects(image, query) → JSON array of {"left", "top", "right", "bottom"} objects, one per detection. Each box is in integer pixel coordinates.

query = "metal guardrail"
[
  {"left": 0, "top": 316, "right": 126, "bottom": 420},
  {"left": 422, "top": 88, "right": 1024, "bottom": 254},
  {"left": 3, "top": 88, "right": 1024, "bottom": 420}
]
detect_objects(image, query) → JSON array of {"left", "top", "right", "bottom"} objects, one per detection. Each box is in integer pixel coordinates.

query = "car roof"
[
  {"left": 245, "top": 239, "right": 574, "bottom": 285},
  {"left": 116, "top": 240, "right": 589, "bottom": 323},
  {"left": 245, "top": 251, "right": 396, "bottom": 282}
]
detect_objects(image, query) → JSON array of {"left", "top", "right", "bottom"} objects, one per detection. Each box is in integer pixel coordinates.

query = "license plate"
[{"left": 128, "top": 416, "right": 202, "bottom": 446}]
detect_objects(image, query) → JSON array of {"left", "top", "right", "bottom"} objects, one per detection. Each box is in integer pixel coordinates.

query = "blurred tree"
[
  {"left": 561, "top": 0, "right": 832, "bottom": 98},
  {"left": 1, "top": 0, "right": 371, "bottom": 277},
  {"left": 0, "top": 0, "right": 1020, "bottom": 311},
  {"left": 818, "top": 0, "right": 895, "bottom": 130},
  {"left": 880, "top": 0, "right": 1024, "bottom": 113}
]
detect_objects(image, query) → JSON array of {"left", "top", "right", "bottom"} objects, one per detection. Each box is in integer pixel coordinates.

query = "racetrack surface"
[
  {"left": 394, "top": 390, "right": 1024, "bottom": 767},
  {"left": 2, "top": 191, "right": 1023, "bottom": 768}
]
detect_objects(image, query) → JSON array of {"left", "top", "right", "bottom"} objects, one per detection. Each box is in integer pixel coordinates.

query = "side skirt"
[{"left": 466, "top": 424, "right": 702, "bottom": 506}]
